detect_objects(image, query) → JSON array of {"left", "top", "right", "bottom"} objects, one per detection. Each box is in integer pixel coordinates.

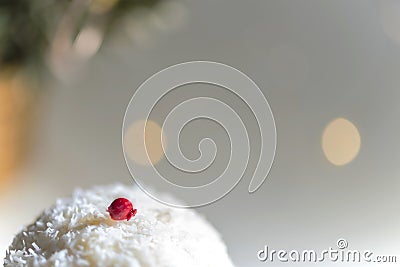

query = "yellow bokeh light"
[
  {"left": 123, "top": 120, "right": 166, "bottom": 166},
  {"left": 322, "top": 118, "right": 361, "bottom": 166}
]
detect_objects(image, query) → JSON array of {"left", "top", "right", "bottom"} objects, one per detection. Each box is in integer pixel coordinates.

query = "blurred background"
[{"left": 1, "top": 0, "right": 400, "bottom": 266}]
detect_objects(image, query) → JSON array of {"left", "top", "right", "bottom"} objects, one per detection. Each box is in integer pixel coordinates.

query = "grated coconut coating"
[{"left": 4, "top": 184, "right": 234, "bottom": 267}]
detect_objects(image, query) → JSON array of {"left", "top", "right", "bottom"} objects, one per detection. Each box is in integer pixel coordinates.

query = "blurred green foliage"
[{"left": 0, "top": 0, "right": 161, "bottom": 69}]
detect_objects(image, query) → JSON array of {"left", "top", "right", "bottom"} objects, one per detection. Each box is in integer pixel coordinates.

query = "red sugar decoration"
[{"left": 107, "top": 198, "right": 137, "bottom": 221}]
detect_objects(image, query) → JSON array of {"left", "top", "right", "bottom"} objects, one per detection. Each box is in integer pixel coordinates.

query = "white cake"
[{"left": 4, "top": 184, "right": 234, "bottom": 267}]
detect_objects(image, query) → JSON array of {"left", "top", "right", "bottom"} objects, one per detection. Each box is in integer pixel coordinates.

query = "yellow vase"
[{"left": 0, "top": 66, "right": 37, "bottom": 184}]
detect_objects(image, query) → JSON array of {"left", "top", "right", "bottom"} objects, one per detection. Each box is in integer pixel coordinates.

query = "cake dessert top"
[{"left": 4, "top": 184, "right": 234, "bottom": 267}]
